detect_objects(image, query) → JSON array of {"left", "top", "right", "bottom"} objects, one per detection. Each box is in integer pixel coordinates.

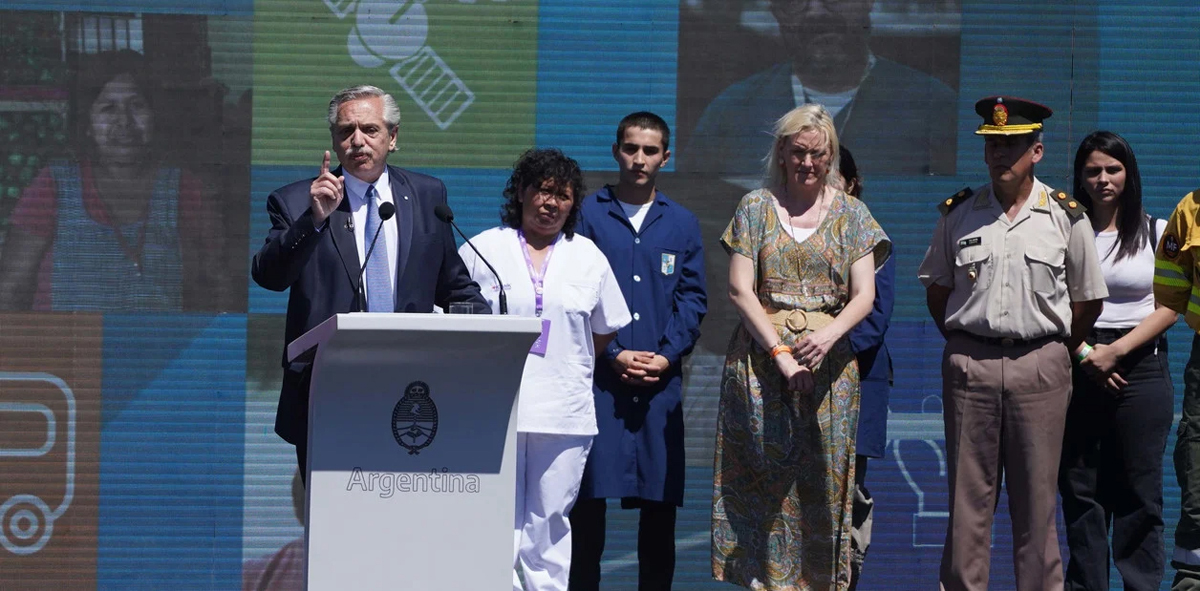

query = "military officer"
[{"left": 918, "top": 96, "right": 1108, "bottom": 591}]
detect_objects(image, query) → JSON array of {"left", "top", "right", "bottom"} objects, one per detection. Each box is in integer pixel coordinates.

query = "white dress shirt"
[{"left": 343, "top": 172, "right": 398, "bottom": 304}]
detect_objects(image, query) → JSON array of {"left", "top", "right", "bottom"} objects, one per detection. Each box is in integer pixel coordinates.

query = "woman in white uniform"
[{"left": 459, "top": 148, "right": 631, "bottom": 591}]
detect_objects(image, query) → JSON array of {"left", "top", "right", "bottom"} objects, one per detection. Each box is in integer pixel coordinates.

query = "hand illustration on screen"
[
  {"left": 887, "top": 397, "right": 952, "bottom": 549},
  {"left": 326, "top": 0, "right": 476, "bottom": 129}
]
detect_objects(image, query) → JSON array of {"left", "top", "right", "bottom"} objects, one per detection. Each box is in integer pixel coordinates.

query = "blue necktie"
[{"left": 364, "top": 186, "right": 392, "bottom": 312}]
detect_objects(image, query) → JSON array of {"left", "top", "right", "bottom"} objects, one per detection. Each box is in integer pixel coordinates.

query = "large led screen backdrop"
[{"left": 0, "top": 1, "right": 1198, "bottom": 589}]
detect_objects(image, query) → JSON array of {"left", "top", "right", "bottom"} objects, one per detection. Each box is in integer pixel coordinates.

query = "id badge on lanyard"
[{"left": 519, "top": 230, "right": 559, "bottom": 356}]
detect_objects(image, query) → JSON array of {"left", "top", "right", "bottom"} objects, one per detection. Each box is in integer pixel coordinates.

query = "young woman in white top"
[
  {"left": 458, "top": 148, "right": 631, "bottom": 591},
  {"left": 1059, "top": 131, "right": 1178, "bottom": 591}
]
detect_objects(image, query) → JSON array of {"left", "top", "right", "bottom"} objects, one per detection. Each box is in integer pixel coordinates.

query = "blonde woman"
[{"left": 711, "top": 104, "right": 890, "bottom": 590}]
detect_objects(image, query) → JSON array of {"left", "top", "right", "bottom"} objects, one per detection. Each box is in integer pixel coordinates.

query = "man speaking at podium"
[{"left": 251, "top": 85, "right": 488, "bottom": 482}]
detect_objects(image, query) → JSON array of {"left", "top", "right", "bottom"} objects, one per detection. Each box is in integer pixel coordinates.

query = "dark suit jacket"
[
  {"left": 684, "top": 58, "right": 958, "bottom": 176},
  {"left": 251, "top": 164, "right": 488, "bottom": 444}
]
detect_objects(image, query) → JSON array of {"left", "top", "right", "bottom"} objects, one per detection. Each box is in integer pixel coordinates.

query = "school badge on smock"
[
  {"left": 392, "top": 380, "right": 439, "bottom": 455},
  {"left": 661, "top": 253, "right": 676, "bottom": 275}
]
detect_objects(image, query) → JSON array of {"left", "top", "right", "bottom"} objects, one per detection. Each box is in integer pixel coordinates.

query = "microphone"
[
  {"left": 435, "top": 203, "right": 507, "bottom": 314},
  {"left": 357, "top": 201, "right": 396, "bottom": 312}
]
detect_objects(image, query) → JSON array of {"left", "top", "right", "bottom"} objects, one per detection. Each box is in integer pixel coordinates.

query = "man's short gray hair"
[{"left": 327, "top": 85, "right": 400, "bottom": 129}]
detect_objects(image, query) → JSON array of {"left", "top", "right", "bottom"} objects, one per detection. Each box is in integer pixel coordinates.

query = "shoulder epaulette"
[
  {"left": 938, "top": 187, "right": 973, "bottom": 215},
  {"left": 1050, "top": 190, "right": 1087, "bottom": 220}
]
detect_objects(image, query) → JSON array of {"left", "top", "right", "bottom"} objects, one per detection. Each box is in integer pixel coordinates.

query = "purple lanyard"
[{"left": 517, "top": 230, "right": 559, "bottom": 317}]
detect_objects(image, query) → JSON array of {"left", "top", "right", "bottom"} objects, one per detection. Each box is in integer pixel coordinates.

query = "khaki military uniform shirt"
[{"left": 918, "top": 178, "right": 1109, "bottom": 339}]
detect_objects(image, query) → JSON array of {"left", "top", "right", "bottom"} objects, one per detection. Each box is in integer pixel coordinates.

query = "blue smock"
[
  {"left": 576, "top": 186, "right": 707, "bottom": 505},
  {"left": 848, "top": 252, "right": 895, "bottom": 458}
]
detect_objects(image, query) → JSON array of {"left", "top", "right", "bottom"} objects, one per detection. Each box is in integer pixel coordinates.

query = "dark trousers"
[
  {"left": 568, "top": 498, "right": 677, "bottom": 591},
  {"left": 296, "top": 444, "right": 307, "bottom": 486},
  {"left": 849, "top": 455, "right": 874, "bottom": 591},
  {"left": 1175, "top": 335, "right": 1200, "bottom": 590},
  {"left": 1059, "top": 329, "right": 1173, "bottom": 591}
]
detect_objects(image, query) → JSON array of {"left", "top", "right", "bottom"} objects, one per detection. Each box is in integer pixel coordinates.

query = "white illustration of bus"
[{"left": 0, "top": 372, "right": 76, "bottom": 556}]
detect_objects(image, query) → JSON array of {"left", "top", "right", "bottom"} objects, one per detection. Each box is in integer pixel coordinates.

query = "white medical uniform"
[{"left": 459, "top": 227, "right": 631, "bottom": 591}]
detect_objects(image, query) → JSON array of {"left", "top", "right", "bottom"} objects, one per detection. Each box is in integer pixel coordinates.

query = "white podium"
[{"left": 287, "top": 313, "right": 540, "bottom": 590}]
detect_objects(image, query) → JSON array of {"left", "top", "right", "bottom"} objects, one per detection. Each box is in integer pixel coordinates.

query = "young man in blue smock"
[{"left": 569, "top": 112, "right": 708, "bottom": 591}]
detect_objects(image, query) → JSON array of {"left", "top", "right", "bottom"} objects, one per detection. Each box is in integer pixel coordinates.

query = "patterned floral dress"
[{"left": 712, "top": 188, "right": 889, "bottom": 591}]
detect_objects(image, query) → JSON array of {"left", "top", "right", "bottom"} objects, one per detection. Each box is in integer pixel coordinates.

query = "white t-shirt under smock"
[
  {"left": 458, "top": 227, "right": 632, "bottom": 436},
  {"left": 618, "top": 199, "right": 655, "bottom": 232},
  {"left": 1093, "top": 216, "right": 1167, "bottom": 329}
]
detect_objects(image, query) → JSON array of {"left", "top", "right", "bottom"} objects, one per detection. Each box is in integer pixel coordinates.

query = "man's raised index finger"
[{"left": 321, "top": 150, "right": 330, "bottom": 175}]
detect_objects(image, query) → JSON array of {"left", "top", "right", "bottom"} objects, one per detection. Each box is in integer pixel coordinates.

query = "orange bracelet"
[{"left": 770, "top": 344, "right": 793, "bottom": 358}]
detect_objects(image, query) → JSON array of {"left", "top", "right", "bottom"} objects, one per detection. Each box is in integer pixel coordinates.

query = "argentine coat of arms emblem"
[{"left": 392, "top": 380, "right": 439, "bottom": 455}]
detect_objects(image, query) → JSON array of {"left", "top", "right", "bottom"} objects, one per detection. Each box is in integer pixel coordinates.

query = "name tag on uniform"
[
  {"left": 661, "top": 253, "right": 676, "bottom": 275},
  {"left": 529, "top": 318, "right": 551, "bottom": 356},
  {"left": 958, "top": 237, "right": 982, "bottom": 248}
]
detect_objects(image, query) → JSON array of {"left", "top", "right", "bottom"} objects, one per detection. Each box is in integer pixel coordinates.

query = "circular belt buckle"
[
  {"left": 1000, "top": 337, "right": 1015, "bottom": 347},
  {"left": 784, "top": 310, "right": 809, "bottom": 332}
]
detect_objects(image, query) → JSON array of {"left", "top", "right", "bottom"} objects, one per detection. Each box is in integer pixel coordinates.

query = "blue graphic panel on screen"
[
  {"left": 4, "top": 0, "right": 251, "bottom": 15},
  {"left": 248, "top": 166, "right": 310, "bottom": 315},
  {"left": 864, "top": 176, "right": 971, "bottom": 322},
  {"left": 1098, "top": 1, "right": 1200, "bottom": 205},
  {"left": 412, "top": 167, "right": 512, "bottom": 245},
  {"left": 98, "top": 314, "right": 245, "bottom": 589},
  {"left": 957, "top": 1, "right": 1099, "bottom": 178},
  {"left": 535, "top": 0, "right": 678, "bottom": 171}
]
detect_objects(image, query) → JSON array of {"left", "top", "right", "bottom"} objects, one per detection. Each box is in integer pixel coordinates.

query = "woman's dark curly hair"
[{"left": 500, "top": 148, "right": 587, "bottom": 238}]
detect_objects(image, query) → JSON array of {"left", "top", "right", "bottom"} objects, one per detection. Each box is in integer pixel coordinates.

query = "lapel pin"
[{"left": 345, "top": 218, "right": 354, "bottom": 231}]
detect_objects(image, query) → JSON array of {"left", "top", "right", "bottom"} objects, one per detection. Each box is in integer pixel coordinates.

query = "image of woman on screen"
[
  {"left": 0, "top": 49, "right": 228, "bottom": 312},
  {"left": 711, "top": 104, "right": 889, "bottom": 590},
  {"left": 456, "top": 148, "right": 631, "bottom": 591}
]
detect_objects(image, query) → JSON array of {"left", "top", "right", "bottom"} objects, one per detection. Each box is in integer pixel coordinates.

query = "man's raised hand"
[{"left": 310, "top": 151, "right": 344, "bottom": 226}]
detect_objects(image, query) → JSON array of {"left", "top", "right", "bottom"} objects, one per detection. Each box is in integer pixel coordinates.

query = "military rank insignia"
[
  {"left": 939, "top": 187, "right": 973, "bottom": 215},
  {"left": 661, "top": 253, "right": 676, "bottom": 275},
  {"left": 993, "top": 102, "right": 1009, "bottom": 126},
  {"left": 392, "top": 380, "right": 439, "bottom": 455}
]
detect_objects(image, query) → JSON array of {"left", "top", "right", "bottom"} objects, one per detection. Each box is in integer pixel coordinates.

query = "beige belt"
[{"left": 765, "top": 308, "right": 836, "bottom": 335}]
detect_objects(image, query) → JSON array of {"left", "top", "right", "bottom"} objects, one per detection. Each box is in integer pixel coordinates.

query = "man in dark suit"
[
  {"left": 251, "top": 85, "right": 488, "bottom": 481},
  {"left": 684, "top": 0, "right": 957, "bottom": 178}
]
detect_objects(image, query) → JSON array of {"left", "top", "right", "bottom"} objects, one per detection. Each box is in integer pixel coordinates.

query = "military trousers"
[{"left": 939, "top": 332, "right": 1071, "bottom": 591}]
